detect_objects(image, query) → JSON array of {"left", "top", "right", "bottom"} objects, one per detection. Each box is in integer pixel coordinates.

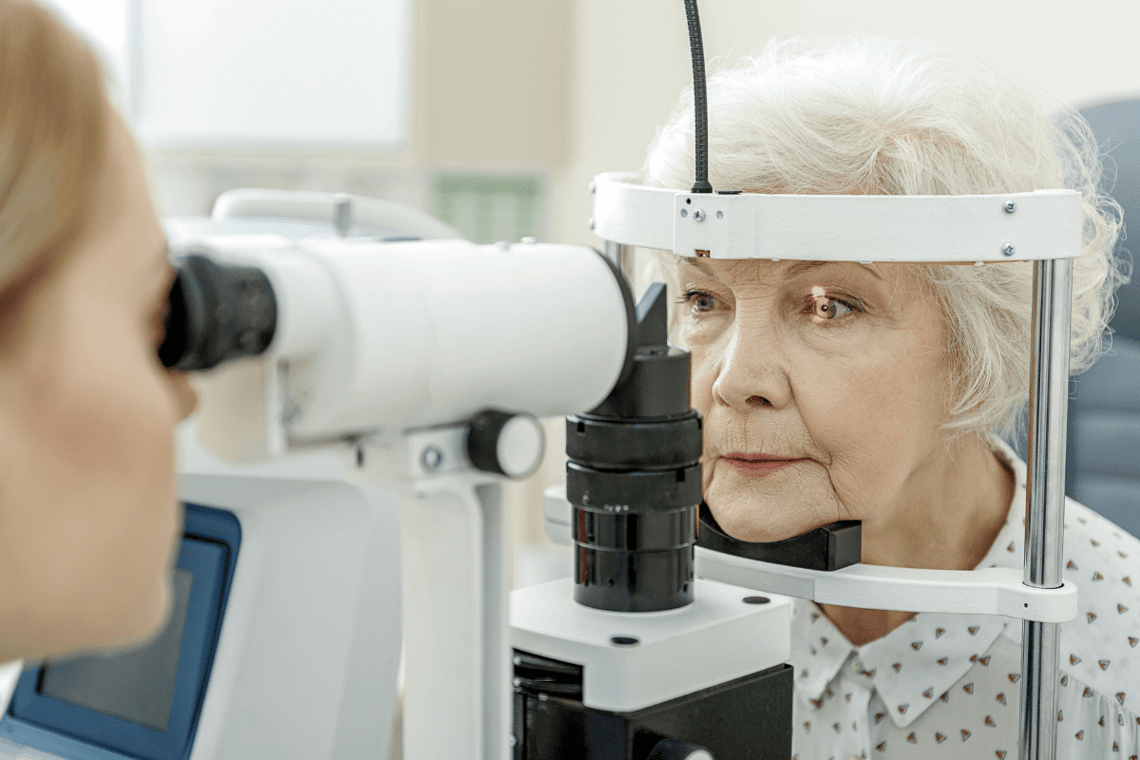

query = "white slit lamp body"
[{"left": 0, "top": 177, "right": 1082, "bottom": 760}]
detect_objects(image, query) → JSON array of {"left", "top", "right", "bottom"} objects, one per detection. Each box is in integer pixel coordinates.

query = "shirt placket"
[{"left": 836, "top": 660, "right": 875, "bottom": 760}]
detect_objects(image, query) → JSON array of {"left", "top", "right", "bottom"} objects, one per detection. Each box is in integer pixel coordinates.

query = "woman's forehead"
[
  {"left": 681, "top": 256, "right": 890, "bottom": 284},
  {"left": 84, "top": 112, "right": 168, "bottom": 282}
]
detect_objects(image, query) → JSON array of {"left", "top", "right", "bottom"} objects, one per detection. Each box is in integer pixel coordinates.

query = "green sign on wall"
[{"left": 431, "top": 175, "right": 543, "bottom": 244}]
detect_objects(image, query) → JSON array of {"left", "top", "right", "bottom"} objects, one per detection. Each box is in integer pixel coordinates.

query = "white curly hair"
[{"left": 639, "top": 37, "right": 1129, "bottom": 445}]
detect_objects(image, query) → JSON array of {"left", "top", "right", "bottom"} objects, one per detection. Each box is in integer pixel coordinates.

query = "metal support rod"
[
  {"left": 602, "top": 239, "right": 634, "bottom": 284},
  {"left": 1019, "top": 258, "right": 1074, "bottom": 760}
]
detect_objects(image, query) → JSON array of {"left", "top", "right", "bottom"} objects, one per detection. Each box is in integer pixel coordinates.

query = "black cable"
[{"left": 684, "top": 0, "right": 712, "bottom": 194}]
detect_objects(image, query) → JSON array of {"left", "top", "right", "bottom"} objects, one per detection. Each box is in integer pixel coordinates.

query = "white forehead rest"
[{"left": 592, "top": 171, "right": 1081, "bottom": 264}]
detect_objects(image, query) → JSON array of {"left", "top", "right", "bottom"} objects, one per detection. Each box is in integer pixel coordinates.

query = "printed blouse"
[{"left": 790, "top": 437, "right": 1139, "bottom": 760}]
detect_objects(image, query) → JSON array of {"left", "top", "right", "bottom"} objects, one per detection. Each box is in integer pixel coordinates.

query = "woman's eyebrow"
[
  {"left": 682, "top": 257, "right": 718, "bottom": 277},
  {"left": 785, "top": 260, "right": 883, "bottom": 282}
]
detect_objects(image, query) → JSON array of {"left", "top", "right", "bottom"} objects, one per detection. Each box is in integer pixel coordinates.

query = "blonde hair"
[
  {"left": 0, "top": 0, "right": 108, "bottom": 349},
  {"left": 641, "top": 37, "right": 1129, "bottom": 444}
]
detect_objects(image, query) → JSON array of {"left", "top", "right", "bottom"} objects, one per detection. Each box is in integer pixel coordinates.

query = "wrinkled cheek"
[{"left": 688, "top": 348, "right": 718, "bottom": 414}]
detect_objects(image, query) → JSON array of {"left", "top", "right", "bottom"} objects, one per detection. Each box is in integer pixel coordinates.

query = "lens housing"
[
  {"left": 159, "top": 253, "right": 277, "bottom": 372},
  {"left": 568, "top": 284, "right": 703, "bottom": 613}
]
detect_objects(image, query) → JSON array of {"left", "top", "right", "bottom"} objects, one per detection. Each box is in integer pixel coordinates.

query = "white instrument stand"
[{"left": 356, "top": 426, "right": 520, "bottom": 760}]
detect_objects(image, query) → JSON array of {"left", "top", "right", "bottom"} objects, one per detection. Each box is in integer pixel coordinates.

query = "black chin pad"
[{"left": 698, "top": 503, "right": 862, "bottom": 571}]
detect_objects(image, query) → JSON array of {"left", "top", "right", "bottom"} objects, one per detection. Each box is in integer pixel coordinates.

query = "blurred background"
[{"left": 48, "top": 0, "right": 1140, "bottom": 583}]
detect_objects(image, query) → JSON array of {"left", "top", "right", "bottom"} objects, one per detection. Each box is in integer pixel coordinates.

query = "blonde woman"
[
  {"left": 642, "top": 38, "right": 1138, "bottom": 760},
  {"left": 0, "top": 0, "right": 197, "bottom": 709}
]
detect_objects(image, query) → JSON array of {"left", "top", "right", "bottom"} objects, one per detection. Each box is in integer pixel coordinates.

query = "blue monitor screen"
[{"left": 38, "top": 568, "right": 194, "bottom": 732}]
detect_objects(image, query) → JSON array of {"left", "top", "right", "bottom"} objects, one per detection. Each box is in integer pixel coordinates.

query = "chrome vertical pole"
[
  {"left": 1019, "top": 257, "right": 1074, "bottom": 760},
  {"left": 602, "top": 239, "right": 634, "bottom": 283}
]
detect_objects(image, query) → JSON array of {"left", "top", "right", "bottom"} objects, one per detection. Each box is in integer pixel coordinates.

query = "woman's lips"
[{"left": 721, "top": 455, "right": 807, "bottom": 476}]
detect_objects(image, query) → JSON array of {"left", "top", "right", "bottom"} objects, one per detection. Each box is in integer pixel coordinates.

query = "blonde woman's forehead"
[{"left": 83, "top": 112, "right": 166, "bottom": 277}]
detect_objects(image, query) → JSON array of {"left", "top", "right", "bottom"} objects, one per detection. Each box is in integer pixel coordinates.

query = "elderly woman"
[
  {"left": 0, "top": 0, "right": 197, "bottom": 705},
  {"left": 641, "top": 39, "right": 1138, "bottom": 760}
]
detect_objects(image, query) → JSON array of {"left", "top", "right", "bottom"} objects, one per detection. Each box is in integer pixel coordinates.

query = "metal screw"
[
  {"left": 588, "top": 217, "right": 596, "bottom": 230},
  {"left": 716, "top": 210, "right": 724, "bottom": 220},
  {"left": 693, "top": 209, "right": 706, "bottom": 222},
  {"left": 422, "top": 446, "right": 444, "bottom": 470},
  {"left": 1002, "top": 243, "right": 1016, "bottom": 257},
  {"left": 680, "top": 208, "right": 688, "bottom": 218},
  {"left": 589, "top": 181, "right": 597, "bottom": 194},
  {"left": 1004, "top": 201, "right": 1017, "bottom": 214}
]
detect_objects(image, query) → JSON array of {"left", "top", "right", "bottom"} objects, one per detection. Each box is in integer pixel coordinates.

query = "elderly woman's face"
[{"left": 679, "top": 257, "right": 953, "bottom": 542}]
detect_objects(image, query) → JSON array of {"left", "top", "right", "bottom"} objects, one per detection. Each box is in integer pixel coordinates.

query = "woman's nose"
[
  {"left": 711, "top": 326, "right": 793, "bottom": 412},
  {"left": 169, "top": 372, "right": 199, "bottom": 421}
]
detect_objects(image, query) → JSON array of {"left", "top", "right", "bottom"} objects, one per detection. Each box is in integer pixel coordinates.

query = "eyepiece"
[{"left": 159, "top": 253, "right": 278, "bottom": 371}]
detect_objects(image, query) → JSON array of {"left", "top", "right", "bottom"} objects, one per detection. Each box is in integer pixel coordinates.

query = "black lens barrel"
[
  {"left": 159, "top": 252, "right": 278, "bottom": 372},
  {"left": 569, "top": 283, "right": 703, "bottom": 613}
]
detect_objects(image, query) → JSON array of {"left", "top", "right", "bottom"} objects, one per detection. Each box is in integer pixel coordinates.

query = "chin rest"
[{"left": 697, "top": 503, "right": 862, "bottom": 571}]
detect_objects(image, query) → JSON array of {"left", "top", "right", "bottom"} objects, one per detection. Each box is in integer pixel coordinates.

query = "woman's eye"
[
  {"left": 808, "top": 294, "right": 859, "bottom": 322},
  {"left": 679, "top": 289, "right": 723, "bottom": 313}
]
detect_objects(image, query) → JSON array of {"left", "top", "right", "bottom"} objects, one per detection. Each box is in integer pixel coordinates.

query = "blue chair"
[{"left": 1013, "top": 100, "right": 1140, "bottom": 538}]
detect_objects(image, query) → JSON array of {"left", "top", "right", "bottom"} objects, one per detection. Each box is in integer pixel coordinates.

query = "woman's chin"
[
  {"left": 705, "top": 480, "right": 830, "bottom": 543},
  {"left": 709, "top": 514, "right": 806, "bottom": 543}
]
